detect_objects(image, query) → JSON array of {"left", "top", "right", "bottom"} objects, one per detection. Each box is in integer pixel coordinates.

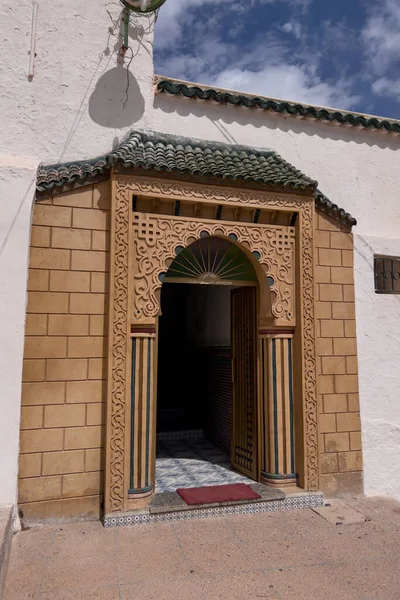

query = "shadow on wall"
[{"left": 89, "top": 66, "right": 145, "bottom": 128}]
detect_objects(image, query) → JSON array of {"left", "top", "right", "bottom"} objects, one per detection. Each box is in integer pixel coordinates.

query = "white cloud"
[
  {"left": 362, "top": 0, "right": 400, "bottom": 75},
  {"left": 372, "top": 77, "right": 400, "bottom": 100},
  {"left": 213, "top": 64, "right": 360, "bottom": 109},
  {"left": 281, "top": 21, "right": 302, "bottom": 39}
]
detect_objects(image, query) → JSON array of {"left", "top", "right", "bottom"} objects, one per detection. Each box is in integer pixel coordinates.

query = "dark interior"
[{"left": 157, "top": 282, "right": 232, "bottom": 455}]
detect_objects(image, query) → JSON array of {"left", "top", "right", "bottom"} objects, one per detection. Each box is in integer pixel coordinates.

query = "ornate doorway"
[{"left": 105, "top": 173, "right": 318, "bottom": 516}]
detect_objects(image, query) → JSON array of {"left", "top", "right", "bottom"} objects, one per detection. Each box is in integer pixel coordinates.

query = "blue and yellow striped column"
[
  {"left": 129, "top": 326, "right": 156, "bottom": 498},
  {"left": 259, "top": 331, "right": 297, "bottom": 486}
]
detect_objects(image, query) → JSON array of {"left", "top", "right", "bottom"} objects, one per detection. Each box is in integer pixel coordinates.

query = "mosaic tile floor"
[{"left": 155, "top": 431, "right": 254, "bottom": 493}]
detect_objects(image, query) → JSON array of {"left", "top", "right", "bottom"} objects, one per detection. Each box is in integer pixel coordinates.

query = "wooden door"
[{"left": 231, "top": 286, "right": 258, "bottom": 480}]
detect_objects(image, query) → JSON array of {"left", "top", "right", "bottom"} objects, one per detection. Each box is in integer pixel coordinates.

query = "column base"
[
  {"left": 128, "top": 484, "right": 154, "bottom": 500},
  {"left": 261, "top": 471, "right": 298, "bottom": 487}
]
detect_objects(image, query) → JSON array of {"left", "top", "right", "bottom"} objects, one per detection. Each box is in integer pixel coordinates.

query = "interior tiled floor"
[
  {"left": 5, "top": 496, "right": 400, "bottom": 600},
  {"left": 155, "top": 431, "right": 254, "bottom": 492}
]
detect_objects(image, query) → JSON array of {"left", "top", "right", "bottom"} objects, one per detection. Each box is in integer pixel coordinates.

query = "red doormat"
[{"left": 177, "top": 483, "right": 261, "bottom": 505}]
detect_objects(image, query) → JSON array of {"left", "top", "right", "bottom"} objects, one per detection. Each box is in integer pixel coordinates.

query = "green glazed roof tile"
[
  {"left": 155, "top": 76, "right": 400, "bottom": 134},
  {"left": 36, "top": 129, "right": 356, "bottom": 228}
]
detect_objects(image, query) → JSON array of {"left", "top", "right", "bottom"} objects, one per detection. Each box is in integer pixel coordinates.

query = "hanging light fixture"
[{"left": 120, "top": 0, "right": 167, "bottom": 12}]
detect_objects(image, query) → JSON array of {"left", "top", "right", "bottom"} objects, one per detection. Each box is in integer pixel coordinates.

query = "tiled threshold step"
[{"left": 103, "top": 485, "right": 324, "bottom": 527}]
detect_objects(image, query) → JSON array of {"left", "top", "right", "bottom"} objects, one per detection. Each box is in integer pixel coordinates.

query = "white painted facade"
[{"left": 1, "top": 1, "right": 400, "bottom": 511}]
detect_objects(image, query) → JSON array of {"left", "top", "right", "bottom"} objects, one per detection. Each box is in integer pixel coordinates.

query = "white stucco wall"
[
  {"left": 2, "top": 0, "right": 400, "bottom": 508},
  {"left": 0, "top": 1, "right": 155, "bottom": 509}
]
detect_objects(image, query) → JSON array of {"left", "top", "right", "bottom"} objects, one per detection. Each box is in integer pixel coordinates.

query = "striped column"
[
  {"left": 129, "top": 327, "right": 156, "bottom": 498},
  {"left": 259, "top": 331, "right": 297, "bottom": 486}
]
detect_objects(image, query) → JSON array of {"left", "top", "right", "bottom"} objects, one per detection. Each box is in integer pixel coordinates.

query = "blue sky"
[{"left": 154, "top": 0, "right": 400, "bottom": 119}]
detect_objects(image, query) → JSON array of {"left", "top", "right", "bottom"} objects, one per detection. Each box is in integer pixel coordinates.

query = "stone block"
[
  {"left": 31, "top": 225, "right": 51, "bottom": 247},
  {"left": 317, "top": 214, "right": 338, "bottom": 231},
  {"left": 335, "top": 375, "right": 359, "bottom": 394},
  {"left": 19, "top": 496, "right": 101, "bottom": 520},
  {"left": 48, "top": 315, "right": 90, "bottom": 336},
  {"left": 348, "top": 393, "right": 360, "bottom": 412},
  {"left": 49, "top": 270, "right": 91, "bottom": 292},
  {"left": 319, "top": 284, "right": 343, "bottom": 302},
  {"left": 42, "top": 450, "right": 85, "bottom": 475},
  {"left": 330, "top": 232, "right": 353, "bottom": 250},
  {"left": 336, "top": 411, "right": 361, "bottom": 432},
  {"left": 53, "top": 188, "right": 93, "bottom": 208},
  {"left": 343, "top": 285, "right": 355, "bottom": 302},
  {"left": 19, "top": 476, "right": 62, "bottom": 503},
  {"left": 315, "top": 266, "right": 331, "bottom": 283},
  {"left": 344, "top": 320, "right": 356, "bottom": 338},
  {"left": 346, "top": 356, "right": 358, "bottom": 375},
  {"left": 72, "top": 208, "right": 109, "bottom": 231},
  {"left": 52, "top": 227, "right": 91, "bottom": 250},
  {"left": 20, "top": 428, "right": 64, "bottom": 453},
  {"left": 18, "top": 453, "right": 42, "bottom": 478},
  {"left": 318, "top": 375, "right": 335, "bottom": 394},
  {"left": 46, "top": 358, "right": 88, "bottom": 381},
  {"left": 66, "top": 380, "right": 105, "bottom": 404},
  {"left": 319, "top": 413, "right": 336, "bottom": 433},
  {"left": 316, "top": 337, "right": 333, "bottom": 356},
  {"left": 342, "top": 250, "right": 353, "bottom": 267},
  {"left": 92, "top": 231, "right": 109, "bottom": 251},
  {"left": 44, "top": 404, "right": 86, "bottom": 428},
  {"left": 85, "top": 449, "right": 103, "bottom": 472},
  {"left": 322, "top": 356, "right": 346, "bottom": 375},
  {"left": 33, "top": 205, "right": 72, "bottom": 228},
  {"left": 30, "top": 247, "right": 70, "bottom": 270},
  {"left": 22, "top": 359, "right": 46, "bottom": 382},
  {"left": 88, "top": 358, "right": 107, "bottom": 380},
  {"left": 25, "top": 314, "right": 47, "bottom": 336},
  {"left": 331, "top": 302, "right": 355, "bottom": 320},
  {"left": 64, "top": 426, "right": 103, "bottom": 450},
  {"left": 320, "top": 320, "right": 344, "bottom": 338},
  {"left": 333, "top": 338, "right": 357, "bottom": 356},
  {"left": 325, "top": 432, "right": 350, "bottom": 452},
  {"left": 67, "top": 337, "right": 106, "bottom": 358},
  {"left": 86, "top": 403, "right": 104, "bottom": 426},
  {"left": 69, "top": 293, "right": 107, "bottom": 315},
  {"left": 24, "top": 336, "right": 67, "bottom": 359},
  {"left": 323, "top": 394, "right": 348, "bottom": 413},
  {"left": 331, "top": 267, "right": 354, "bottom": 285},
  {"left": 320, "top": 453, "right": 338, "bottom": 474},
  {"left": 91, "top": 272, "right": 109, "bottom": 293},
  {"left": 62, "top": 472, "right": 102, "bottom": 498},
  {"left": 27, "top": 269, "right": 49, "bottom": 291},
  {"left": 20, "top": 406, "right": 44, "bottom": 430},
  {"left": 338, "top": 451, "right": 363, "bottom": 472},
  {"left": 319, "top": 248, "right": 342, "bottom": 267},
  {"left": 71, "top": 250, "right": 109, "bottom": 272},
  {"left": 315, "top": 230, "right": 330, "bottom": 248},
  {"left": 27, "top": 291, "right": 69, "bottom": 314},
  {"left": 319, "top": 471, "right": 363, "bottom": 497},
  {"left": 350, "top": 431, "right": 362, "bottom": 451},
  {"left": 315, "top": 302, "right": 332, "bottom": 319},
  {"left": 22, "top": 382, "right": 65, "bottom": 406},
  {"left": 89, "top": 315, "right": 108, "bottom": 336}
]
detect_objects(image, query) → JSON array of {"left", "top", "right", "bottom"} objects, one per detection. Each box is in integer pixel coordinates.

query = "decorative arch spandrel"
[{"left": 131, "top": 212, "right": 295, "bottom": 326}]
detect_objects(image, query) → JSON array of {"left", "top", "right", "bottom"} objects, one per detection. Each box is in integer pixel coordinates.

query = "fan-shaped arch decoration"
[{"left": 163, "top": 236, "right": 258, "bottom": 286}]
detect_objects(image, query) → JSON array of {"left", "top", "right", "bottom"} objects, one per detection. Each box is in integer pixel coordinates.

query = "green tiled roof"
[
  {"left": 155, "top": 76, "right": 400, "bottom": 134},
  {"left": 36, "top": 129, "right": 356, "bottom": 228}
]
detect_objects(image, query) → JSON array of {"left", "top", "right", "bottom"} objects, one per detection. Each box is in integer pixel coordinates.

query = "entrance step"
[{"left": 103, "top": 487, "right": 324, "bottom": 527}]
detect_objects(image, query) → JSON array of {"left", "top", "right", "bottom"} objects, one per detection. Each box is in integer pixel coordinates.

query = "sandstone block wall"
[
  {"left": 19, "top": 182, "right": 110, "bottom": 519},
  {"left": 315, "top": 212, "right": 363, "bottom": 496}
]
